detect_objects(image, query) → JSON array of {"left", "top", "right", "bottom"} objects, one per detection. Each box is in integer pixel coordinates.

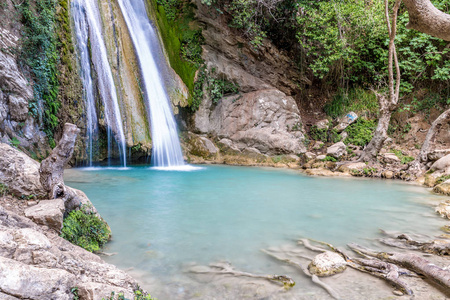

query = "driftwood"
[
  {"left": 348, "top": 243, "right": 450, "bottom": 291},
  {"left": 379, "top": 231, "right": 450, "bottom": 255},
  {"left": 188, "top": 261, "right": 295, "bottom": 289},
  {"left": 40, "top": 123, "right": 80, "bottom": 199},
  {"left": 262, "top": 249, "right": 340, "bottom": 299}
]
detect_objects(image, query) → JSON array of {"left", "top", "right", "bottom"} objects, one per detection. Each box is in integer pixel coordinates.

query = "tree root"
[
  {"left": 188, "top": 261, "right": 295, "bottom": 290},
  {"left": 379, "top": 230, "right": 450, "bottom": 255},
  {"left": 348, "top": 243, "right": 450, "bottom": 291},
  {"left": 262, "top": 249, "right": 341, "bottom": 299}
]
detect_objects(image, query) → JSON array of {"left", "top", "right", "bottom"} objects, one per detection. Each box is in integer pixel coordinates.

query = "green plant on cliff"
[
  {"left": 20, "top": 0, "right": 61, "bottom": 143},
  {"left": 344, "top": 118, "right": 376, "bottom": 147},
  {"left": 61, "top": 205, "right": 110, "bottom": 252}
]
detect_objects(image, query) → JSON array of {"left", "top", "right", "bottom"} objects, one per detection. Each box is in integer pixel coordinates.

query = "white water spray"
[
  {"left": 71, "top": 0, "right": 127, "bottom": 167},
  {"left": 117, "top": 0, "right": 185, "bottom": 167}
]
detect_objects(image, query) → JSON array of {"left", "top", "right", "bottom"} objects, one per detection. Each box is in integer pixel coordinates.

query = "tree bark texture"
[
  {"left": 403, "top": 0, "right": 450, "bottom": 41},
  {"left": 39, "top": 123, "right": 80, "bottom": 199}
]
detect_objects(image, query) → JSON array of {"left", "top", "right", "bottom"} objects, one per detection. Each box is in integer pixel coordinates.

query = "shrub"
[
  {"left": 61, "top": 205, "right": 110, "bottom": 252},
  {"left": 344, "top": 119, "right": 376, "bottom": 147},
  {"left": 390, "top": 149, "right": 415, "bottom": 164}
]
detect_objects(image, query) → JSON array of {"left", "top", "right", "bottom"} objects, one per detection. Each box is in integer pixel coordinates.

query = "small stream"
[{"left": 64, "top": 165, "right": 448, "bottom": 299}]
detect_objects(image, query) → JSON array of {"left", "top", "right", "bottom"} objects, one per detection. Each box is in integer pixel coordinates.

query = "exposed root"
[
  {"left": 188, "top": 261, "right": 295, "bottom": 290},
  {"left": 348, "top": 243, "right": 450, "bottom": 291},
  {"left": 379, "top": 230, "right": 450, "bottom": 255},
  {"left": 262, "top": 249, "right": 340, "bottom": 299}
]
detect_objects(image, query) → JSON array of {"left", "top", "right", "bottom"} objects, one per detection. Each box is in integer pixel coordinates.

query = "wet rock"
[
  {"left": 326, "top": 142, "right": 347, "bottom": 158},
  {"left": 24, "top": 199, "right": 65, "bottom": 232},
  {"left": 305, "top": 168, "right": 350, "bottom": 177},
  {"left": 382, "top": 170, "right": 394, "bottom": 179},
  {"left": 435, "top": 200, "right": 450, "bottom": 219},
  {"left": 194, "top": 89, "right": 306, "bottom": 155},
  {"left": 185, "top": 133, "right": 219, "bottom": 160},
  {"left": 334, "top": 112, "right": 358, "bottom": 132},
  {"left": 308, "top": 251, "right": 347, "bottom": 276},
  {"left": 433, "top": 179, "right": 450, "bottom": 196},
  {"left": 338, "top": 162, "right": 367, "bottom": 173},
  {"left": 0, "top": 143, "right": 46, "bottom": 198}
]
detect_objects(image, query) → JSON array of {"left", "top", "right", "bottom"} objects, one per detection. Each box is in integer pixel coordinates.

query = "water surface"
[{"left": 64, "top": 165, "right": 448, "bottom": 299}]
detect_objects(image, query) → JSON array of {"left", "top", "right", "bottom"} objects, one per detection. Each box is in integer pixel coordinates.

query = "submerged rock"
[{"left": 308, "top": 251, "right": 347, "bottom": 276}]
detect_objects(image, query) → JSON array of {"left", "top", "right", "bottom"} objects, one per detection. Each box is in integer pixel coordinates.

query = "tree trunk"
[
  {"left": 359, "top": 0, "right": 401, "bottom": 162},
  {"left": 409, "top": 108, "right": 450, "bottom": 175},
  {"left": 403, "top": 0, "right": 450, "bottom": 41},
  {"left": 39, "top": 123, "right": 80, "bottom": 199},
  {"left": 360, "top": 109, "right": 392, "bottom": 162}
]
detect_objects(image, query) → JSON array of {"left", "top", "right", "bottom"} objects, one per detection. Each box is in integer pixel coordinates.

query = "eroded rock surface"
[
  {"left": 24, "top": 199, "right": 65, "bottom": 232},
  {"left": 194, "top": 89, "right": 306, "bottom": 155},
  {"left": 308, "top": 251, "right": 347, "bottom": 277},
  {"left": 0, "top": 205, "right": 137, "bottom": 299},
  {"left": 0, "top": 143, "right": 46, "bottom": 198}
]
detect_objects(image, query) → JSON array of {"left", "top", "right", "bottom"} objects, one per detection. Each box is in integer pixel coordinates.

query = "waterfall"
[
  {"left": 117, "top": 0, "right": 185, "bottom": 167},
  {"left": 71, "top": 0, "right": 127, "bottom": 167}
]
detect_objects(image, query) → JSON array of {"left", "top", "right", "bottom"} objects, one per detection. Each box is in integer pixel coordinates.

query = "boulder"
[
  {"left": 428, "top": 149, "right": 450, "bottom": 162},
  {"left": 430, "top": 154, "right": 450, "bottom": 173},
  {"left": 195, "top": 89, "right": 306, "bottom": 155},
  {"left": 304, "top": 152, "right": 316, "bottom": 161},
  {"left": 186, "top": 133, "right": 219, "bottom": 160},
  {"left": 0, "top": 143, "right": 46, "bottom": 198},
  {"left": 308, "top": 251, "right": 347, "bottom": 276},
  {"left": 435, "top": 200, "right": 450, "bottom": 219},
  {"left": 334, "top": 112, "right": 358, "bottom": 132},
  {"left": 316, "top": 155, "right": 326, "bottom": 160},
  {"left": 326, "top": 142, "right": 347, "bottom": 158},
  {"left": 382, "top": 170, "right": 394, "bottom": 179},
  {"left": 338, "top": 162, "right": 367, "bottom": 173},
  {"left": 315, "top": 119, "right": 329, "bottom": 130},
  {"left": 24, "top": 199, "right": 65, "bottom": 232},
  {"left": 433, "top": 179, "right": 450, "bottom": 196},
  {"left": 381, "top": 153, "right": 401, "bottom": 164}
]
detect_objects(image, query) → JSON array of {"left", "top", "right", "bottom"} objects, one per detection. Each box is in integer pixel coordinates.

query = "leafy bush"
[
  {"left": 436, "top": 175, "right": 450, "bottom": 185},
  {"left": 390, "top": 149, "right": 415, "bottom": 164},
  {"left": 309, "top": 125, "right": 328, "bottom": 143},
  {"left": 61, "top": 205, "right": 110, "bottom": 252},
  {"left": 322, "top": 155, "right": 337, "bottom": 162},
  {"left": 344, "top": 119, "right": 376, "bottom": 147}
]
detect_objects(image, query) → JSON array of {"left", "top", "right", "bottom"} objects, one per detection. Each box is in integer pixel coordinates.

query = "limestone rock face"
[
  {"left": 308, "top": 251, "right": 347, "bottom": 276},
  {"left": 194, "top": 89, "right": 306, "bottom": 155},
  {"left": 326, "top": 142, "right": 347, "bottom": 158},
  {"left": 0, "top": 206, "right": 137, "bottom": 299},
  {"left": 0, "top": 143, "right": 46, "bottom": 198},
  {"left": 24, "top": 199, "right": 65, "bottom": 232}
]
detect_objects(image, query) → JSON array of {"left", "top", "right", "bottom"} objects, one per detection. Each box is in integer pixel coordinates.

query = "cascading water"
[
  {"left": 117, "top": 0, "right": 185, "bottom": 167},
  {"left": 71, "top": 0, "right": 127, "bottom": 167}
]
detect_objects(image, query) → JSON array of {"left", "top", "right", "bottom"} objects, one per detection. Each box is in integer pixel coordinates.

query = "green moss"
[
  {"left": 61, "top": 205, "right": 111, "bottom": 252},
  {"left": 147, "top": 0, "right": 201, "bottom": 96},
  {"left": 324, "top": 88, "right": 379, "bottom": 119}
]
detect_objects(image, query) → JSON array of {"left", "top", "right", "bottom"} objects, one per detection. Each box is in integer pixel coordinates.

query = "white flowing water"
[
  {"left": 117, "top": 0, "right": 185, "bottom": 167},
  {"left": 71, "top": 0, "right": 127, "bottom": 167}
]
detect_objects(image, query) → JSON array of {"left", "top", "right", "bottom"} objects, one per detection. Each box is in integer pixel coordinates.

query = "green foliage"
[
  {"left": 344, "top": 118, "right": 376, "bottom": 147},
  {"left": 190, "top": 66, "right": 240, "bottom": 111},
  {"left": 309, "top": 126, "right": 340, "bottom": 143},
  {"left": 20, "top": 0, "right": 61, "bottom": 141},
  {"left": 152, "top": 0, "right": 202, "bottom": 94},
  {"left": 10, "top": 137, "right": 20, "bottom": 148},
  {"left": 399, "top": 92, "right": 450, "bottom": 119},
  {"left": 324, "top": 88, "right": 379, "bottom": 119},
  {"left": 436, "top": 175, "right": 450, "bottom": 185},
  {"left": 322, "top": 155, "right": 337, "bottom": 162},
  {"left": 390, "top": 149, "right": 414, "bottom": 164},
  {"left": 61, "top": 205, "right": 110, "bottom": 253},
  {"left": 71, "top": 287, "right": 79, "bottom": 300},
  {"left": 0, "top": 183, "right": 9, "bottom": 197},
  {"left": 101, "top": 287, "right": 156, "bottom": 300}
]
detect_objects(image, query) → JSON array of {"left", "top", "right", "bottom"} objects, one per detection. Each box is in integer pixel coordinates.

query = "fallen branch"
[
  {"left": 348, "top": 243, "right": 450, "bottom": 290},
  {"left": 188, "top": 261, "right": 295, "bottom": 290},
  {"left": 379, "top": 231, "right": 450, "bottom": 255},
  {"left": 262, "top": 249, "right": 340, "bottom": 299}
]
